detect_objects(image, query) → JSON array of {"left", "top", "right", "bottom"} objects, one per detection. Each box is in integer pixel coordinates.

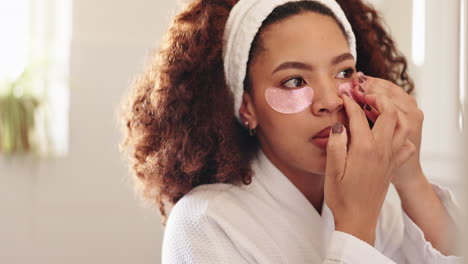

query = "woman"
[{"left": 119, "top": 0, "right": 462, "bottom": 263}]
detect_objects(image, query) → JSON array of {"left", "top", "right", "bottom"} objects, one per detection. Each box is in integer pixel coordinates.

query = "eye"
[
  {"left": 336, "top": 68, "right": 355, "bottom": 79},
  {"left": 282, "top": 77, "right": 307, "bottom": 88}
]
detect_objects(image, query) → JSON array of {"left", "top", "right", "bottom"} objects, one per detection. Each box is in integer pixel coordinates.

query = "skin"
[
  {"left": 353, "top": 73, "right": 459, "bottom": 255},
  {"left": 240, "top": 12, "right": 352, "bottom": 215},
  {"left": 239, "top": 11, "right": 458, "bottom": 255}
]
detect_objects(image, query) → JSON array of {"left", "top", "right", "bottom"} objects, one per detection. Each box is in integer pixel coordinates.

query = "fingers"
[
  {"left": 340, "top": 90, "right": 373, "bottom": 145},
  {"left": 353, "top": 72, "right": 417, "bottom": 115},
  {"left": 326, "top": 122, "right": 348, "bottom": 183},
  {"left": 353, "top": 81, "right": 412, "bottom": 157},
  {"left": 360, "top": 96, "right": 411, "bottom": 160},
  {"left": 362, "top": 103, "right": 380, "bottom": 122},
  {"left": 360, "top": 93, "right": 399, "bottom": 147}
]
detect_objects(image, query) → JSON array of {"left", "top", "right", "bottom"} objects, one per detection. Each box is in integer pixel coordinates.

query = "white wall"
[
  {"left": 368, "top": 0, "right": 464, "bottom": 199},
  {"left": 0, "top": 0, "right": 180, "bottom": 263}
]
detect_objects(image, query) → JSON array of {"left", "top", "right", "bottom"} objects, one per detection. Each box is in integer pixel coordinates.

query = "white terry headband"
[{"left": 222, "top": 0, "right": 357, "bottom": 123}]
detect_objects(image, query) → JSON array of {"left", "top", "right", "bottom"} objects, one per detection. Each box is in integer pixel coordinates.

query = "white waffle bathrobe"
[{"left": 162, "top": 149, "right": 462, "bottom": 263}]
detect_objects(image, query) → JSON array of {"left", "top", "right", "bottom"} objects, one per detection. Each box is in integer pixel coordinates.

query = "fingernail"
[
  {"left": 364, "top": 104, "right": 372, "bottom": 111},
  {"left": 343, "top": 91, "right": 350, "bottom": 97},
  {"left": 332, "top": 122, "right": 343, "bottom": 134},
  {"left": 359, "top": 85, "right": 365, "bottom": 93},
  {"left": 357, "top": 72, "right": 368, "bottom": 83}
]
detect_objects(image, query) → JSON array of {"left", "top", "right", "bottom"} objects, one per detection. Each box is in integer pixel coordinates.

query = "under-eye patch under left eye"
[{"left": 264, "top": 86, "right": 314, "bottom": 114}]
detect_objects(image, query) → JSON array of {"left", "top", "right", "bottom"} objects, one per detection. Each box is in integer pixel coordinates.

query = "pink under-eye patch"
[
  {"left": 264, "top": 86, "right": 314, "bottom": 114},
  {"left": 338, "top": 82, "right": 355, "bottom": 100}
]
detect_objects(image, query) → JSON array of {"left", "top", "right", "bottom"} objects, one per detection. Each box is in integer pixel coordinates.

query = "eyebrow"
[{"left": 272, "top": 52, "right": 354, "bottom": 75}]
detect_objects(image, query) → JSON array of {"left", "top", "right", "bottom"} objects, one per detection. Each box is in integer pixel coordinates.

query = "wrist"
[
  {"left": 394, "top": 170, "right": 434, "bottom": 207},
  {"left": 392, "top": 167, "right": 427, "bottom": 193}
]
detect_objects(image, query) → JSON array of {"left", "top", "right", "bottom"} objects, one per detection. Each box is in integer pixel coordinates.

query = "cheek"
[{"left": 264, "top": 86, "right": 314, "bottom": 114}]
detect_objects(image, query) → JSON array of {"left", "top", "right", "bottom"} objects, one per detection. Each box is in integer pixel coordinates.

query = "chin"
[{"left": 302, "top": 157, "right": 326, "bottom": 175}]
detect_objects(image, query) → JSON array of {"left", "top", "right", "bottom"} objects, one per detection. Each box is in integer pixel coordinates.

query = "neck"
[
  {"left": 288, "top": 169, "right": 325, "bottom": 214},
  {"left": 260, "top": 146, "right": 325, "bottom": 215}
]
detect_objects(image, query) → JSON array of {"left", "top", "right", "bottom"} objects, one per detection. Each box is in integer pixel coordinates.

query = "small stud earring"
[
  {"left": 249, "top": 127, "right": 257, "bottom": 137},
  {"left": 244, "top": 121, "right": 256, "bottom": 137}
]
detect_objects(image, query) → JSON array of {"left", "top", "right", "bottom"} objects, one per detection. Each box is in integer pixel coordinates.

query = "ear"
[{"left": 239, "top": 92, "right": 258, "bottom": 129}]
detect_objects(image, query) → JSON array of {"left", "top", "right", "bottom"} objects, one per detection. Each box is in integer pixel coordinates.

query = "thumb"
[{"left": 325, "top": 122, "right": 348, "bottom": 183}]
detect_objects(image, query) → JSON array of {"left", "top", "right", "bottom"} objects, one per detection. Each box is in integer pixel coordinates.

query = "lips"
[
  {"left": 313, "top": 126, "right": 332, "bottom": 138},
  {"left": 310, "top": 126, "right": 332, "bottom": 149}
]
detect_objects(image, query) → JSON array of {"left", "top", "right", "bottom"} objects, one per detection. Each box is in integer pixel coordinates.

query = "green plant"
[{"left": 0, "top": 70, "right": 41, "bottom": 155}]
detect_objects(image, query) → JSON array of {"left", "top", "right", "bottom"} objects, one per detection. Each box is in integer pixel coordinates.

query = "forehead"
[{"left": 257, "top": 11, "right": 350, "bottom": 65}]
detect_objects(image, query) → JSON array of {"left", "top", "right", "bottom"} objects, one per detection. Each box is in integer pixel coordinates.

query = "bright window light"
[
  {"left": 0, "top": 0, "right": 72, "bottom": 157},
  {"left": 460, "top": 0, "right": 466, "bottom": 131},
  {"left": 0, "top": 1, "right": 30, "bottom": 82},
  {"left": 412, "top": 0, "right": 426, "bottom": 66}
]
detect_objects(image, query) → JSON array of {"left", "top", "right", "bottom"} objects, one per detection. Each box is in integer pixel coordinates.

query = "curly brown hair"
[{"left": 119, "top": 0, "right": 414, "bottom": 226}]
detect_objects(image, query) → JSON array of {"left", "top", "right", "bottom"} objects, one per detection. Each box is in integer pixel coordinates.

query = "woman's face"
[{"left": 241, "top": 11, "right": 356, "bottom": 176}]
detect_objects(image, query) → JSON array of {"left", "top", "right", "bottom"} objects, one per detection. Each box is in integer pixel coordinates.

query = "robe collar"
[{"left": 251, "top": 148, "right": 335, "bottom": 241}]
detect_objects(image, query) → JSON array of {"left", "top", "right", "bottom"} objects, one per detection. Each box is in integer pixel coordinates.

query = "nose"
[{"left": 310, "top": 78, "right": 344, "bottom": 115}]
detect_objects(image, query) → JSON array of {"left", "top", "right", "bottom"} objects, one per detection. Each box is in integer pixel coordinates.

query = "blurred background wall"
[
  {"left": 0, "top": 0, "right": 181, "bottom": 263},
  {"left": 369, "top": 0, "right": 464, "bottom": 192},
  {"left": 0, "top": 0, "right": 465, "bottom": 263}
]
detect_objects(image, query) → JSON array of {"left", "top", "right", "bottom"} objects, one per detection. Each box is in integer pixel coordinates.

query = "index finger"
[
  {"left": 353, "top": 73, "right": 415, "bottom": 114},
  {"left": 362, "top": 93, "right": 399, "bottom": 145},
  {"left": 341, "top": 90, "right": 373, "bottom": 144}
]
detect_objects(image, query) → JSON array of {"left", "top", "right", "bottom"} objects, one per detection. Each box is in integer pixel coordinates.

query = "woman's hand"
[
  {"left": 324, "top": 89, "right": 416, "bottom": 246},
  {"left": 348, "top": 74, "right": 460, "bottom": 256},
  {"left": 350, "top": 72, "right": 425, "bottom": 190}
]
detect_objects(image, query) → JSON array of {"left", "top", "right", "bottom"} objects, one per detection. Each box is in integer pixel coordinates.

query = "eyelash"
[
  {"left": 337, "top": 68, "right": 355, "bottom": 79},
  {"left": 282, "top": 76, "right": 306, "bottom": 88},
  {"left": 281, "top": 68, "right": 356, "bottom": 88}
]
